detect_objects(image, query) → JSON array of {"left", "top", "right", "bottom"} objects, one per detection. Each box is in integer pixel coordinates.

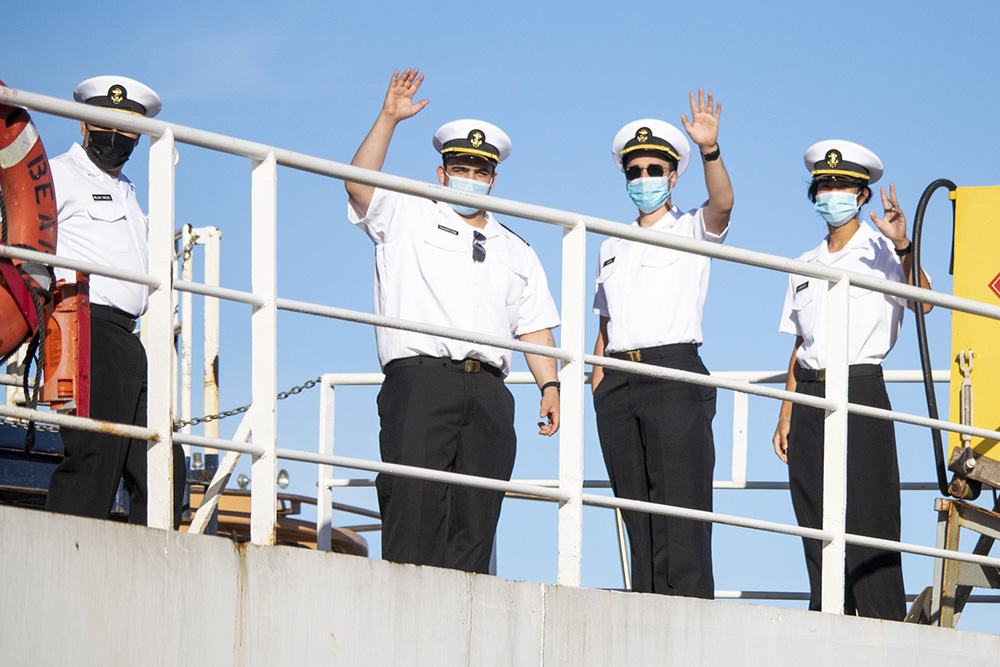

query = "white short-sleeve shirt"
[
  {"left": 348, "top": 189, "right": 560, "bottom": 375},
  {"left": 50, "top": 143, "right": 149, "bottom": 316},
  {"left": 779, "top": 221, "right": 915, "bottom": 369},
  {"left": 593, "top": 205, "right": 728, "bottom": 353}
]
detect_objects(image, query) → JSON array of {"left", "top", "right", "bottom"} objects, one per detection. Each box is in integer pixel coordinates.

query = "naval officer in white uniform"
[
  {"left": 45, "top": 76, "right": 184, "bottom": 527},
  {"left": 772, "top": 140, "right": 932, "bottom": 619},
  {"left": 591, "top": 90, "right": 734, "bottom": 598},
  {"left": 346, "top": 69, "right": 561, "bottom": 574}
]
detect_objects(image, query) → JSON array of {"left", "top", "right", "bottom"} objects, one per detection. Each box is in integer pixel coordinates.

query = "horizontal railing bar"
[
  {"left": 315, "top": 370, "right": 949, "bottom": 389},
  {"left": 173, "top": 280, "right": 264, "bottom": 306},
  {"left": 585, "top": 489, "right": 1000, "bottom": 570},
  {"left": 710, "top": 370, "right": 950, "bottom": 384},
  {"left": 277, "top": 297, "right": 574, "bottom": 362},
  {"left": 324, "top": 478, "right": 941, "bottom": 492},
  {"left": 278, "top": 448, "right": 571, "bottom": 501},
  {"left": 0, "top": 244, "right": 160, "bottom": 288},
  {"left": 580, "top": 491, "right": 832, "bottom": 541},
  {"left": 849, "top": 403, "right": 1000, "bottom": 442},
  {"left": 172, "top": 432, "right": 265, "bottom": 456},
  {"left": 0, "top": 374, "right": 36, "bottom": 388},
  {"left": 0, "top": 404, "right": 157, "bottom": 440},
  {"left": 586, "top": 354, "right": 836, "bottom": 411},
  {"left": 846, "top": 533, "right": 1000, "bottom": 570},
  {"left": 714, "top": 591, "right": 1000, "bottom": 603},
  {"left": 6, "top": 87, "right": 997, "bottom": 322}
]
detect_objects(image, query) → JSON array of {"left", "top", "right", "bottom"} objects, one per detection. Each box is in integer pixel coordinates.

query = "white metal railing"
[{"left": 4, "top": 85, "right": 1000, "bottom": 616}]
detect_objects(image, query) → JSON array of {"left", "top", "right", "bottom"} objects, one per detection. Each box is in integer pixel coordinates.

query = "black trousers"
[
  {"left": 594, "top": 344, "right": 716, "bottom": 598},
  {"left": 376, "top": 356, "right": 516, "bottom": 574},
  {"left": 788, "top": 365, "right": 905, "bottom": 620},
  {"left": 45, "top": 314, "right": 184, "bottom": 527}
]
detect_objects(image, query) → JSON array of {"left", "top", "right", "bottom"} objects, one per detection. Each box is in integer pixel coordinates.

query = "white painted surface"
[{"left": 2, "top": 506, "right": 999, "bottom": 666}]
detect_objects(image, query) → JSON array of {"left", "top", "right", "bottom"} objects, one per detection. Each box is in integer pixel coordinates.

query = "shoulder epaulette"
[{"left": 499, "top": 222, "right": 529, "bottom": 246}]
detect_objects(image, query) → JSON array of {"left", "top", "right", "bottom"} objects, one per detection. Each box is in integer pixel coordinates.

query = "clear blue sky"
[{"left": 6, "top": 0, "right": 1000, "bottom": 632}]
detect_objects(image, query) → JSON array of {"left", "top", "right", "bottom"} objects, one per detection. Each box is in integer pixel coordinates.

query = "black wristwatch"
[
  {"left": 541, "top": 381, "right": 561, "bottom": 394},
  {"left": 895, "top": 242, "right": 912, "bottom": 257},
  {"left": 701, "top": 144, "right": 721, "bottom": 162}
]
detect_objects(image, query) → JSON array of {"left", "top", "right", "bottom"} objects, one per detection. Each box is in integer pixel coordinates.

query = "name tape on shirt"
[
  {"left": 437, "top": 224, "right": 459, "bottom": 236},
  {"left": 795, "top": 281, "right": 810, "bottom": 293},
  {"left": 92, "top": 194, "right": 113, "bottom": 201},
  {"left": 603, "top": 257, "right": 616, "bottom": 267}
]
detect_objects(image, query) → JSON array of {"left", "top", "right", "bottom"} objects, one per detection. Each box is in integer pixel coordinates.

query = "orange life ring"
[{"left": 0, "top": 79, "right": 57, "bottom": 359}]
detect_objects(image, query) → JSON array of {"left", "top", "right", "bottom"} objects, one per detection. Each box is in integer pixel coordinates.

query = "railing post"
[
  {"left": 250, "top": 152, "right": 278, "bottom": 545},
  {"left": 316, "top": 377, "right": 335, "bottom": 552},
  {"left": 180, "top": 224, "right": 194, "bottom": 444},
  {"left": 731, "top": 391, "right": 749, "bottom": 486},
  {"left": 146, "top": 129, "right": 176, "bottom": 529},
  {"left": 202, "top": 226, "right": 221, "bottom": 443},
  {"left": 821, "top": 275, "right": 850, "bottom": 613},
  {"left": 557, "top": 220, "right": 587, "bottom": 586}
]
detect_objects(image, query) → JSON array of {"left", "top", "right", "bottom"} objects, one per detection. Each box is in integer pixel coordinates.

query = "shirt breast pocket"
[
  {"left": 790, "top": 283, "right": 817, "bottom": 329},
  {"left": 597, "top": 257, "right": 618, "bottom": 284},
  {"left": 491, "top": 247, "right": 530, "bottom": 313},
  {"left": 422, "top": 228, "right": 468, "bottom": 255},
  {"left": 640, "top": 246, "right": 681, "bottom": 269},
  {"left": 848, "top": 286, "right": 885, "bottom": 332},
  {"left": 85, "top": 200, "right": 133, "bottom": 254}
]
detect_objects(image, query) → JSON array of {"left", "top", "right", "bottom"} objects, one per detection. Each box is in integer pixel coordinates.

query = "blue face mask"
[
  {"left": 447, "top": 175, "right": 491, "bottom": 216},
  {"left": 814, "top": 191, "right": 861, "bottom": 227},
  {"left": 626, "top": 177, "right": 671, "bottom": 214}
]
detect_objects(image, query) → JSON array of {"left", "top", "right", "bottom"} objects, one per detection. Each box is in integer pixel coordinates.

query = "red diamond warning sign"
[{"left": 991, "top": 272, "right": 1000, "bottom": 301}]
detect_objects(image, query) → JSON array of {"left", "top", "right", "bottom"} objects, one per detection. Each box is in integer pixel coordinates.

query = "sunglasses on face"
[{"left": 625, "top": 164, "right": 670, "bottom": 181}]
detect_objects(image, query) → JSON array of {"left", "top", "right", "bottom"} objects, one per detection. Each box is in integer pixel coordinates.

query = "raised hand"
[
  {"left": 381, "top": 68, "right": 429, "bottom": 122},
  {"left": 680, "top": 88, "right": 721, "bottom": 150},
  {"left": 869, "top": 183, "right": 908, "bottom": 246}
]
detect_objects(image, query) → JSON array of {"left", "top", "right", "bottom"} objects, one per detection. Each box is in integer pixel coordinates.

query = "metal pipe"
[
  {"left": 173, "top": 432, "right": 263, "bottom": 456},
  {"left": 278, "top": 448, "right": 571, "bottom": 502},
  {"left": 173, "top": 279, "right": 264, "bottom": 306},
  {"left": 0, "top": 244, "right": 159, "bottom": 287},
  {"left": 277, "top": 297, "right": 574, "bottom": 362},
  {"left": 580, "top": 491, "right": 832, "bottom": 541},
  {"left": 3, "top": 86, "right": 997, "bottom": 320},
  {"left": 0, "top": 404, "right": 157, "bottom": 440}
]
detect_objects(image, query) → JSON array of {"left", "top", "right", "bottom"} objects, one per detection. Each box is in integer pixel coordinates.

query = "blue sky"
[{"left": 6, "top": 0, "right": 1000, "bottom": 632}]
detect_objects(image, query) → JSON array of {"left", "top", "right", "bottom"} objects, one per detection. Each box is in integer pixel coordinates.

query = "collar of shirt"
[
  {"left": 434, "top": 200, "right": 503, "bottom": 240},
  {"left": 805, "top": 220, "right": 882, "bottom": 265},
  {"left": 631, "top": 205, "right": 682, "bottom": 231},
  {"left": 67, "top": 142, "right": 134, "bottom": 189}
]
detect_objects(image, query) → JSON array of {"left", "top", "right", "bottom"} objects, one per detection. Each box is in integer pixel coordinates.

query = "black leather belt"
[
  {"left": 90, "top": 304, "right": 138, "bottom": 333},
  {"left": 794, "top": 363, "right": 882, "bottom": 383},
  {"left": 608, "top": 342, "right": 699, "bottom": 363},
  {"left": 384, "top": 355, "right": 504, "bottom": 379}
]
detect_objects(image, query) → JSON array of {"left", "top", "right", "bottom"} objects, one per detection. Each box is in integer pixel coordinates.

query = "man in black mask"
[{"left": 45, "top": 75, "right": 185, "bottom": 527}]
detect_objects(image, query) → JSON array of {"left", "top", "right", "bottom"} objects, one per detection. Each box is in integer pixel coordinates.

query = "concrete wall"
[{"left": 2, "top": 505, "right": 998, "bottom": 666}]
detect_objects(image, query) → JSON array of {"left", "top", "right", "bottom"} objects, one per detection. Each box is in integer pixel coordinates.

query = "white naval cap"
[
  {"left": 804, "top": 139, "right": 883, "bottom": 185},
  {"left": 612, "top": 119, "right": 691, "bottom": 176},
  {"left": 73, "top": 75, "right": 162, "bottom": 118},
  {"left": 433, "top": 119, "right": 511, "bottom": 164}
]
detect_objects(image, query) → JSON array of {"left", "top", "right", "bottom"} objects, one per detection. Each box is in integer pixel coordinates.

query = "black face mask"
[{"left": 85, "top": 130, "right": 138, "bottom": 172}]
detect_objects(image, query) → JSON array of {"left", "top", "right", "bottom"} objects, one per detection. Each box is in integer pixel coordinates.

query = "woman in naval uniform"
[{"left": 772, "top": 140, "right": 932, "bottom": 619}]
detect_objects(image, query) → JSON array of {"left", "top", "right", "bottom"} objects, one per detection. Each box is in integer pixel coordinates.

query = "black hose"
[{"left": 911, "top": 179, "right": 957, "bottom": 496}]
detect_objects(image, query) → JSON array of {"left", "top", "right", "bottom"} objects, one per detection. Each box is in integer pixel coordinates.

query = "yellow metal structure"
[{"left": 949, "top": 186, "right": 1000, "bottom": 463}]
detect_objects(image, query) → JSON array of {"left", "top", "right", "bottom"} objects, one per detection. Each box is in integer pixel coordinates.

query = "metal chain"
[
  {"left": 0, "top": 416, "right": 60, "bottom": 432},
  {"left": 172, "top": 375, "right": 323, "bottom": 430},
  {"left": 175, "top": 230, "right": 200, "bottom": 264},
  {"left": 2, "top": 376, "right": 324, "bottom": 432}
]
